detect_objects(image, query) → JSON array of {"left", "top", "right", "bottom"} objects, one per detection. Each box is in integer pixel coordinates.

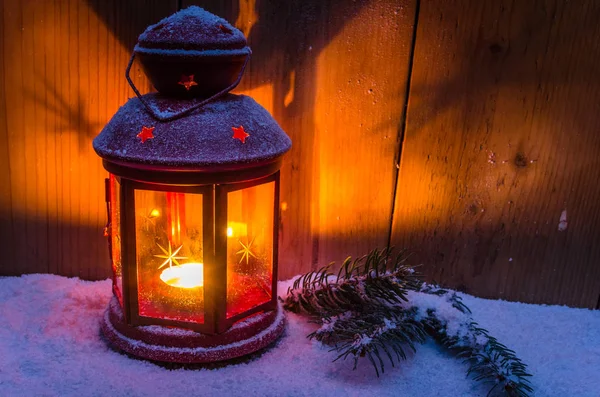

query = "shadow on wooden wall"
[
  {"left": 3, "top": 0, "right": 597, "bottom": 308},
  {"left": 391, "top": 0, "right": 600, "bottom": 308},
  {"left": 1, "top": 0, "right": 415, "bottom": 281},
  {"left": 0, "top": 0, "right": 175, "bottom": 279},
  {"left": 180, "top": 0, "right": 416, "bottom": 278}
]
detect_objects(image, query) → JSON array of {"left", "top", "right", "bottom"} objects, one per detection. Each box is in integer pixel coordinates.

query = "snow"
[
  {"left": 137, "top": 6, "right": 247, "bottom": 52},
  {"left": 103, "top": 298, "right": 284, "bottom": 355},
  {"left": 93, "top": 94, "right": 292, "bottom": 168},
  {"left": 0, "top": 274, "right": 598, "bottom": 397}
]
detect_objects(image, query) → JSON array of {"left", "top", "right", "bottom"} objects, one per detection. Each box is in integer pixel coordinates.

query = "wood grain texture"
[
  {"left": 185, "top": 0, "right": 417, "bottom": 278},
  {"left": 4, "top": 0, "right": 597, "bottom": 309},
  {"left": 0, "top": 0, "right": 14, "bottom": 273},
  {"left": 0, "top": 0, "right": 176, "bottom": 279},
  {"left": 391, "top": 0, "right": 600, "bottom": 308}
]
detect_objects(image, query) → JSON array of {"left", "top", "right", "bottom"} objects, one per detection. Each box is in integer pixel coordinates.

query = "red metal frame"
[
  {"left": 109, "top": 163, "right": 281, "bottom": 335},
  {"left": 103, "top": 158, "right": 283, "bottom": 185},
  {"left": 101, "top": 296, "right": 286, "bottom": 364},
  {"left": 215, "top": 172, "right": 280, "bottom": 332},
  {"left": 121, "top": 180, "right": 215, "bottom": 333}
]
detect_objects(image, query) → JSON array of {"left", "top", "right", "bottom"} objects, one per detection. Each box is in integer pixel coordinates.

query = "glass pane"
[
  {"left": 109, "top": 175, "right": 123, "bottom": 307},
  {"left": 226, "top": 181, "right": 275, "bottom": 318},
  {"left": 134, "top": 190, "right": 205, "bottom": 324}
]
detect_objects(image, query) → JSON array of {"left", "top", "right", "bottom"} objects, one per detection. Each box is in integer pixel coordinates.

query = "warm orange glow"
[
  {"left": 1, "top": 0, "right": 136, "bottom": 229},
  {"left": 226, "top": 222, "right": 248, "bottom": 238},
  {"left": 284, "top": 70, "right": 296, "bottom": 108},
  {"left": 159, "top": 263, "right": 204, "bottom": 289},
  {"left": 235, "top": 0, "right": 258, "bottom": 37},
  {"left": 149, "top": 209, "right": 160, "bottom": 218},
  {"left": 237, "top": 84, "right": 274, "bottom": 114}
]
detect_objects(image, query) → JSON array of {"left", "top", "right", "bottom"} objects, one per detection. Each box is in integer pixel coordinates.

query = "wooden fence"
[{"left": 1, "top": 0, "right": 599, "bottom": 308}]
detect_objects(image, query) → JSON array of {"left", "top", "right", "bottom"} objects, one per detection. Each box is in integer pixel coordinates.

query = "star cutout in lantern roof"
[
  {"left": 178, "top": 74, "right": 198, "bottom": 91},
  {"left": 232, "top": 125, "right": 250, "bottom": 144},
  {"left": 154, "top": 241, "right": 187, "bottom": 269},
  {"left": 219, "top": 24, "right": 232, "bottom": 34},
  {"left": 137, "top": 126, "right": 155, "bottom": 143}
]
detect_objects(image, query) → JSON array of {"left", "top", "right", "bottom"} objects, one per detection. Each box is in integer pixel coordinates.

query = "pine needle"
[{"left": 283, "top": 248, "right": 534, "bottom": 397}]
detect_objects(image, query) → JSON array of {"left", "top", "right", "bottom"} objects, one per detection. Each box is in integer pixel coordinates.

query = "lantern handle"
[{"left": 124, "top": 52, "right": 250, "bottom": 122}]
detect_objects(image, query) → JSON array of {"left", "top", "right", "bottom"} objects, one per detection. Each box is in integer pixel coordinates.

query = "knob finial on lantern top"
[
  {"left": 93, "top": 6, "right": 290, "bottom": 174},
  {"left": 134, "top": 6, "right": 251, "bottom": 99}
]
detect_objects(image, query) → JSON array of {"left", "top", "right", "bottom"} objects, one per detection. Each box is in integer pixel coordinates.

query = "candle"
[{"left": 159, "top": 262, "right": 204, "bottom": 289}]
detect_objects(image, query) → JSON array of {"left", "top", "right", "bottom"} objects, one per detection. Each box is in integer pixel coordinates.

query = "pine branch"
[
  {"left": 284, "top": 247, "right": 420, "bottom": 318},
  {"left": 283, "top": 248, "right": 425, "bottom": 375},
  {"left": 284, "top": 248, "right": 533, "bottom": 396},
  {"left": 420, "top": 288, "right": 533, "bottom": 397},
  {"left": 310, "top": 307, "right": 427, "bottom": 376}
]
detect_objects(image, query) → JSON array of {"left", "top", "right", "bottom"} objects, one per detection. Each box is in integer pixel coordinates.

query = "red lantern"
[{"left": 93, "top": 7, "right": 290, "bottom": 364}]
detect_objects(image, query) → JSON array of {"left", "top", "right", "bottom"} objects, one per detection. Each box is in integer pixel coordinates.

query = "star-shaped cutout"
[
  {"left": 137, "top": 126, "right": 155, "bottom": 143},
  {"left": 154, "top": 241, "right": 187, "bottom": 269},
  {"left": 178, "top": 74, "right": 198, "bottom": 91},
  {"left": 232, "top": 125, "right": 250, "bottom": 144},
  {"left": 219, "top": 24, "right": 232, "bottom": 34},
  {"left": 236, "top": 237, "right": 257, "bottom": 265}
]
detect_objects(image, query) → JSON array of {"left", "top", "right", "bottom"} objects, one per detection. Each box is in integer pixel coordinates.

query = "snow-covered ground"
[{"left": 0, "top": 274, "right": 598, "bottom": 397}]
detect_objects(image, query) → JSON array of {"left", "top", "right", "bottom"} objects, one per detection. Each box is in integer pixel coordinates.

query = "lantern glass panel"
[
  {"left": 134, "top": 189, "right": 205, "bottom": 324},
  {"left": 226, "top": 181, "right": 275, "bottom": 318},
  {"left": 110, "top": 174, "right": 123, "bottom": 307}
]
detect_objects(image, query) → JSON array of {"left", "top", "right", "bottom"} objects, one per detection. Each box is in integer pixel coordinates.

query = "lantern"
[{"left": 93, "top": 7, "right": 290, "bottom": 363}]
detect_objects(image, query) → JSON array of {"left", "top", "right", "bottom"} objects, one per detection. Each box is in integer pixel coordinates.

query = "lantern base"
[{"left": 100, "top": 297, "right": 285, "bottom": 364}]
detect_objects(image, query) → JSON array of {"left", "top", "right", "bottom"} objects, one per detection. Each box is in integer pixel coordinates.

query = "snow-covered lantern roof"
[{"left": 93, "top": 6, "right": 289, "bottom": 364}]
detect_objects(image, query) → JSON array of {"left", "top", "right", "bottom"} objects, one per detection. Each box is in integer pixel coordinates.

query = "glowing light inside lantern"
[
  {"left": 159, "top": 263, "right": 204, "bottom": 288},
  {"left": 149, "top": 208, "right": 160, "bottom": 218},
  {"left": 227, "top": 222, "right": 247, "bottom": 238}
]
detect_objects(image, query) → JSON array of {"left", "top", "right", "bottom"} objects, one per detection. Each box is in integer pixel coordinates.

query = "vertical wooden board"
[
  {"left": 312, "top": 0, "right": 415, "bottom": 269},
  {"left": 2, "top": 0, "right": 29, "bottom": 275},
  {"left": 0, "top": 0, "right": 176, "bottom": 279},
  {"left": 0, "top": 1, "right": 15, "bottom": 273},
  {"left": 391, "top": 0, "right": 600, "bottom": 308},
  {"left": 185, "top": 0, "right": 416, "bottom": 278}
]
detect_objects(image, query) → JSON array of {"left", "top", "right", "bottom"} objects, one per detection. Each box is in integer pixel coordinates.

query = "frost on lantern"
[{"left": 93, "top": 6, "right": 290, "bottom": 363}]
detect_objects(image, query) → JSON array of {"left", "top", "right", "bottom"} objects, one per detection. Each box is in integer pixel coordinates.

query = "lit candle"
[{"left": 159, "top": 263, "right": 204, "bottom": 289}]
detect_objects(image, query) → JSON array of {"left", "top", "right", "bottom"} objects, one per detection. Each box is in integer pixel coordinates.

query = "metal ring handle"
[{"left": 125, "top": 51, "right": 251, "bottom": 122}]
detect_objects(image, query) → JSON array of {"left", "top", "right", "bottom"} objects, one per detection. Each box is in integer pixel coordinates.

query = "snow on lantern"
[{"left": 93, "top": 7, "right": 290, "bottom": 363}]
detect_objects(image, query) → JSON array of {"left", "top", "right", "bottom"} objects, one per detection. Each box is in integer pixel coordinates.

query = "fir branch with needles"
[
  {"left": 283, "top": 248, "right": 533, "bottom": 397},
  {"left": 284, "top": 247, "right": 420, "bottom": 317},
  {"left": 419, "top": 286, "right": 533, "bottom": 397},
  {"left": 309, "top": 306, "right": 427, "bottom": 377}
]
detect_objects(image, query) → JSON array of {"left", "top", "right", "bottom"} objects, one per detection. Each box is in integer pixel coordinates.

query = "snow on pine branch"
[{"left": 283, "top": 248, "right": 533, "bottom": 397}]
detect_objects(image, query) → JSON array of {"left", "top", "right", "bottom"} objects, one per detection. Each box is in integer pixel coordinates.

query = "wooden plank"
[
  {"left": 0, "top": 0, "right": 176, "bottom": 279},
  {"left": 0, "top": 1, "right": 16, "bottom": 274},
  {"left": 185, "top": 0, "right": 417, "bottom": 278},
  {"left": 391, "top": 0, "right": 600, "bottom": 308},
  {"left": 2, "top": 0, "right": 29, "bottom": 276}
]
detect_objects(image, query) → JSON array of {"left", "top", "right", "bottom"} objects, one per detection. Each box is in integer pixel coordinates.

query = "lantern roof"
[
  {"left": 135, "top": 6, "right": 250, "bottom": 57},
  {"left": 92, "top": 93, "right": 291, "bottom": 169}
]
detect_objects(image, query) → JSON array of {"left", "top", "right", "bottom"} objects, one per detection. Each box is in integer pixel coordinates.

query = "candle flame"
[{"left": 159, "top": 263, "right": 204, "bottom": 289}]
